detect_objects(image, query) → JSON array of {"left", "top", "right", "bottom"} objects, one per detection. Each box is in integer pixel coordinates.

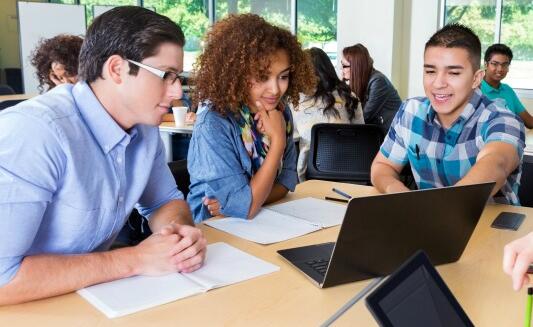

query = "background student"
[
  {"left": 187, "top": 13, "right": 316, "bottom": 221},
  {"left": 291, "top": 47, "right": 364, "bottom": 182},
  {"left": 30, "top": 34, "right": 83, "bottom": 93},
  {"left": 341, "top": 43, "right": 402, "bottom": 134},
  {"left": 370, "top": 24, "right": 524, "bottom": 205},
  {"left": 0, "top": 7, "right": 206, "bottom": 305},
  {"left": 480, "top": 43, "right": 533, "bottom": 128}
]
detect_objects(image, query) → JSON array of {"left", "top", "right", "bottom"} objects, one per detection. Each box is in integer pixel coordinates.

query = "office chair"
[
  {"left": 0, "top": 84, "right": 15, "bottom": 95},
  {"left": 114, "top": 159, "right": 191, "bottom": 247},
  {"left": 306, "top": 123, "right": 384, "bottom": 184},
  {"left": 0, "top": 99, "right": 25, "bottom": 111},
  {"left": 518, "top": 154, "right": 533, "bottom": 207}
]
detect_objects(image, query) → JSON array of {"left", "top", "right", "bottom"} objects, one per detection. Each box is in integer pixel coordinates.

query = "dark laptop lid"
[
  {"left": 321, "top": 182, "right": 494, "bottom": 287},
  {"left": 366, "top": 250, "right": 474, "bottom": 327}
]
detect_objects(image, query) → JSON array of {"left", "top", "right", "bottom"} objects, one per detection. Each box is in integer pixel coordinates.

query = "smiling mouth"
[
  {"left": 262, "top": 97, "right": 279, "bottom": 105},
  {"left": 433, "top": 94, "right": 452, "bottom": 103}
]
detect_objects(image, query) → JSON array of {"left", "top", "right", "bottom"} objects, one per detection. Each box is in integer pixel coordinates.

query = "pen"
[
  {"left": 415, "top": 144, "right": 420, "bottom": 160},
  {"left": 325, "top": 196, "right": 349, "bottom": 203},
  {"left": 332, "top": 188, "right": 352, "bottom": 199},
  {"left": 526, "top": 287, "right": 532, "bottom": 327}
]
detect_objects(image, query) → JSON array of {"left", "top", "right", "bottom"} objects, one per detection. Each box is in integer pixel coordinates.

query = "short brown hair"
[
  {"left": 192, "top": 14, "right": 316, "bottom": 115},
  {"left": 30, "top": 34, "right": 83, "bottom": 92}
]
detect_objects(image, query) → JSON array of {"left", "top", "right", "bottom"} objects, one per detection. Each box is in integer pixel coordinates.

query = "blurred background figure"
[
  {"left": 30, "top": 34, "right": 83, "bottom": 93},
  {"left": 291, "top": 47, "right": 364, "bottom": 182},
  {"left": 481, "top": 43, "right": 533, "bottom": 129},
  {"left": 341, "top": 43, "right": 401, "bottom": 134}
]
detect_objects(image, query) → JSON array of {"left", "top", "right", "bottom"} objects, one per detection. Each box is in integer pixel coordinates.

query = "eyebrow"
[
  {"left": 278, "top": 67, "right": 291, "bottom": 74},
  {"left": 423, "top": 64, "right": 464, "bottom": 70}
]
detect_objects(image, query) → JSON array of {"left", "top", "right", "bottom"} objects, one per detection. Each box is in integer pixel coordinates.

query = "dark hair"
[
  {"left": 78, "top": 6, "right": 185, "bottom": 83},
  {"left": 192, "top": 14, "right": 316, "bottom": 114},
  {"left": 30, "top": 34, "right": 83, "bottom": 92},
  {"left": 425, "top": 23, "right": 481, "bottom": 70},
  {"left": 304, "top": 47, "right": 359, "bottom": 120},
  {"left": 342, "top": 43, "right": 374, "bottom": 106},
  {"left": 484, "top": 43, "right": 513, "bottom": 63}
]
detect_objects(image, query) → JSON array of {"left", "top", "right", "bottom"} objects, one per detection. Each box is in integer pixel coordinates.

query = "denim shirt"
[
  {"left": 0, "top": 82, "right": 183, "bottom": 286},
  {"left": 187, "top": 103, "right": 298, "bottom": 222}
]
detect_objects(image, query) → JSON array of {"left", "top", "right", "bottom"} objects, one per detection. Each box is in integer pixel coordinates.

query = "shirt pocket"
[
  {"left": 41, "top": 202, "right": 106, "bottom": 253},
  {"left": 406, "top": 144, "right": 434, "bottom": 182}
]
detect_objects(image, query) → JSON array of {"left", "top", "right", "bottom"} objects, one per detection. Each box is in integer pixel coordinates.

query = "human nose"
[
  {"left": 167, "top": 80, "right": 183, "bottom": 101},
  {"left": 268, "top": 78, "right": 280, "bottom": 95},
  {"left": 432, "top": 71, "right": 447, "bottom": 88}
]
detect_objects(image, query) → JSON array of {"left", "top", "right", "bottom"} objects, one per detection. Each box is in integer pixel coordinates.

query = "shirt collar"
[
  {"left": 72, "top": 82, "right": 129, "bottom": 154},
  {"left": 481, "top": 79, "right": 500, "bottom": 93},
  {"left": 426, "top": 89, "right": 481, "bottom": 127}
]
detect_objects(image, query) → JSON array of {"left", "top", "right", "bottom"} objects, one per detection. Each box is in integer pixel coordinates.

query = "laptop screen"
[{"left": 366, "top": 251, "right": 474, "bottom": 327}]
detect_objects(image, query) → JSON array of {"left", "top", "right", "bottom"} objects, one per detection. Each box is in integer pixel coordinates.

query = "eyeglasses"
[
  {"left": 488, "top": 61, "right": 510, "bottom": 69},
  {"left": 127, "top": 59, "right": 185, "bottom": 85}
]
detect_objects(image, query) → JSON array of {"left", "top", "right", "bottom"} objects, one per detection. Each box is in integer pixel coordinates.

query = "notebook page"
[
  {"left": 267, "top": 197, "right": 346, "bottom": 228},
  {"left": 204, "top": 209, "right": 321, "bottom": 244},
  {"left": 184, "top": 242, "right": 279, "bottom": 289},
  {"left": 77, "top": 273, "right": 203, "bottom": 318}
]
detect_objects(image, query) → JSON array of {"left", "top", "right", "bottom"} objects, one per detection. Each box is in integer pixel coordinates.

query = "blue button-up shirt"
[
  {"left": 0, "top": 83, "right": 183, "bottom": 286},
  {"left": 187, "top": 104, "right": 298, "bottom": 222},
  {"left": 381, "top": 89, "right": 525, "bottom": 205}
]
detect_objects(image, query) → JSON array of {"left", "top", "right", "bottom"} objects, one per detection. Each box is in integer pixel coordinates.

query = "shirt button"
[
  {"left": 117, "top": 157, "right": 122, "bottom": 164},
  {"left": 118, "top": 196, "right": 124, "bottom": 202}
]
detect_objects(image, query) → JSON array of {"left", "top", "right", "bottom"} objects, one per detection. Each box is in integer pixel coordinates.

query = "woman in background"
[
  {"left": 30, "top": 34, "right": 83, "bottom": 93},
  {"left": 342, "top": 43, "right": 401, "bottom": 133},
  {"left": 187, "top": 14, "right": 315, "bottom": 222},
  {"left": 291, "top": 47, "right": 364, "bottom": 182}
]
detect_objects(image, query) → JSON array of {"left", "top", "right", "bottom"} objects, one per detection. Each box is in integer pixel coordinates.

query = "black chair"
[
  {"left": 518, "top": 154, "right": 533, "bottom": 207},
  {"left": 0, "top": 99, "right": 25, "bottom": 111},
  {"left": 306, "top": 123, "right": 384, "bottom": 184},
  {"left": 0, "top": 84, "right": 15, "bottom": 95},
  {"left": 113, "top": 159, "right": 191, "bottom": 247}
]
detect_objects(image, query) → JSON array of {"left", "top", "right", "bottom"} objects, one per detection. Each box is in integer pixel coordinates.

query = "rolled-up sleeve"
[
  {"left": 187, "top": 111, "right": 252, "bottom": 221},
  {"left": 482, "top": 110, "right": 525, "bottom": 158},
  {"left": 136, "top": 134, "right": 184, "bottom": 219},
  {"left": 0, "top": 112, "right": 63, "bottom": 286}
]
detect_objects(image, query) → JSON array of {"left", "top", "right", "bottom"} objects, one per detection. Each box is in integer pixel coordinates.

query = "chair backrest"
[
  {"left": 0, "top": 84, "right": 15, "bottom": 95},
  {"left": 306, "top": 123, "right": 384, "bottom": 184},
  {"left": 168, "top": 159, "right": 190, "bottom": 198},
  {"left": 518, "top": 154, "right": 533, "bottom": 207},
  {"left": 0, "top": 99, "right": 25, "bottom": 111}
]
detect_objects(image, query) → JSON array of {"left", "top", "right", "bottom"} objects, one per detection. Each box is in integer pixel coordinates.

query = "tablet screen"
[{"left": 366, "top": 251, "right": 473, "bottom": 327}]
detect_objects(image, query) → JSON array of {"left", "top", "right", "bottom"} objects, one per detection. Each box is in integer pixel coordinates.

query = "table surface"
[
  {"left": 0, "top": 180, "right": 531, "bottom": 326},
  {"left": 158, "top": 121, "right": 194, "bottom": 134},
  {"left": 0, "top": 94, "right": 35, "bottom": 102}
]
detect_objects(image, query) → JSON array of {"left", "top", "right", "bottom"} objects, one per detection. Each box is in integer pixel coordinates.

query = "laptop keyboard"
[{"left": 305, "top": 258, "right": 330, "bottom": 276}]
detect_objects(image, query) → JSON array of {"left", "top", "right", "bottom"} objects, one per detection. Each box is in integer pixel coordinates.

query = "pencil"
[{"left": 525, "top": 287, "right": 532, "bottom": 327}]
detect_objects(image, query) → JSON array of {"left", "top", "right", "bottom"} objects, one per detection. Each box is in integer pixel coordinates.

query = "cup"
[{"left": 172, "top": 106, "right": 188, "bottom": 127}]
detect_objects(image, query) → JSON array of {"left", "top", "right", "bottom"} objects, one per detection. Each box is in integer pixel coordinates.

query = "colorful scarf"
[{"left": 237, "top": 103, "right": 292, "bottom": 174}]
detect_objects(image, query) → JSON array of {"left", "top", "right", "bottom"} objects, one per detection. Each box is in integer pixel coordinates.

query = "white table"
[{"left": 158, "top": 122, "right": 194, "bottom": 162}]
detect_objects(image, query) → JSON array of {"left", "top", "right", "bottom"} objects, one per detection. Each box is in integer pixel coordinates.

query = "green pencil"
[{"left": 526, "top": 287, "right": 533, "bottom": 327}]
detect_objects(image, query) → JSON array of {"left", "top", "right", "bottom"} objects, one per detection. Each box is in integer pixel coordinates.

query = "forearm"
[
  {"left": 248, "top": 141, "right": 285, "bottom": 218},
  {"left": 265, "top": 183, "right": 289, "bottom": 204},
  {"left": 456, "top": 155, "right": 509, "bottom": 196},
  {"left": 0, "top": 247, "right": 137, "bottom": 305},
  {"left": 148, "top": 199, "right": 194, "bottom": 232},
  {"left": 370, "top": 162, "right": 408, "bottom": 193}
]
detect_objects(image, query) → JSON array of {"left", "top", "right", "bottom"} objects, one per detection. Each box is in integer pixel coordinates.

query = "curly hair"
[
  {"left": 30, "top": 34, "right": 83, "bottom": 92},
  {"left": 192, "top": 14, "right": 316, "bottom": 115}
]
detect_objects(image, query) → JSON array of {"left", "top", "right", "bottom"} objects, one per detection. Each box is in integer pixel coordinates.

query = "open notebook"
[
  {"left": 77, "top": 242, "right": 279, "bottom": 318},
  {"left": 204, "top": 197, "right": 346, "bottom": 244}
]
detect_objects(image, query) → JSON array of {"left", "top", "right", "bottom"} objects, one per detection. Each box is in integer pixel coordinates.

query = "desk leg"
[{"left": 159, "top": 131, "right": 173, "bottom": 163}]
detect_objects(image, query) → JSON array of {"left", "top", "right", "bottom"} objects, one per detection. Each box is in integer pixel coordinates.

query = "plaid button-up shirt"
[{"left": 380, "top": 89, "right": 525, "bottom": 205}]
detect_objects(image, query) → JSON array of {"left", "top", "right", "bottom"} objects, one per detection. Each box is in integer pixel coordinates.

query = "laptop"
[
  {"left": 366, "top": 250, "right": 474, "bottom": 327},
  {"left": 278, "top": 182, "right": 494, "bottom": 288}
]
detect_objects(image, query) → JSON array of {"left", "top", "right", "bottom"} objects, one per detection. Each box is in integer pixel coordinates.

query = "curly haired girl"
[
  {"left": 30, "top": 34, "right": 83, "bottom": 93},
  {"left": 187, "top": 13, "right": 316, "bottom": 221}
]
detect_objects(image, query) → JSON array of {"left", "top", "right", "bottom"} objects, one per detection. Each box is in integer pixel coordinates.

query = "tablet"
[{"left": 365, "top": 250, "right": 474, "bottom": 327}]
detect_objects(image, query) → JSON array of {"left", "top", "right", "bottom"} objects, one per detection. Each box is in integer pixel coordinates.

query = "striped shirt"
[{"left": 380, "top": 89, "right": 525, "bottom": 205}]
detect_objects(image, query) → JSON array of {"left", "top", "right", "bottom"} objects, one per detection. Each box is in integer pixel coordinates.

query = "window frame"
[{"left": 441, "top": 0, "right": 533, "bottom": 97}]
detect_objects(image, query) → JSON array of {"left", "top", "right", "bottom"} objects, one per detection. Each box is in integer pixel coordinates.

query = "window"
[
  {"left": 143, "top": 1, "right": 209, "bottom": 72},
  {"left": 297, "top": 0, "right": 337, "bottom": 66},
  {"left": 444, "top": 0, "right": 533, "bottom": 90},
  {"left": 215, "top": 0, "right": 292, "bottom": 30}
]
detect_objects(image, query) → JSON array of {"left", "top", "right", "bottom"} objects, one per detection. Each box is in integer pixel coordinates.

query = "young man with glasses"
[
  {"left": 0, "top": 6, "right": 206, "bottom": 304},
  {"left": 371, "top": 24, "right": 524, "bottom": 204},
  {"left": 481, "top": 43, "right": 533, "bottom": 128}
]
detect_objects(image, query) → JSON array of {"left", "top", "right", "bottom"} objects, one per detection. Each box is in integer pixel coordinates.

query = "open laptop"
[{"left": 278, "top": 182, "right": 494, "bottom": 288}]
